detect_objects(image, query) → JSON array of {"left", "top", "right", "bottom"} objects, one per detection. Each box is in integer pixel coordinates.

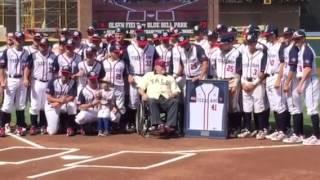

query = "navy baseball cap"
[
  {"left": 246, "top": 33, "right": 258, "bottom": 43},
  {"left": 207, "top": 30, "right": 218, "bottom": 40},
  {"left": 135, "top": 24, "right": 144, "bottom": 33},
  {"left": 87, "top": 71, "right": 98, "bottom": 81},
  {"left": 216, "top": 24, "right": 228, "bottom": 34},
  {"left": 87, "top": 26, "right": 95, "bottom": 34},
  {"left": 72, "top": 31, "right": 82, "bottom": 38},
  {"left": 60, "top": 28, "right": 69, "bottom": 35},
  {"left": 283, "top": 27, "right": 295, "bottom": 35},
  {"left": 59, "top": 37, "right": 67, "bottom": 45},
  {"left": 263, "top": 25, "right": 278, "bottom": 37},
  {"left": 39, "top": 37, "right": 49, "bottom": 46},
  {"left": 86, "top": 45, "right": 97, "bottom": 53},
  {"left": 177, "top": 34, "right": 190, "bottom": 47},
  {"left": 66, "top": 39, "right": 75, "bottom": 47},
  {"left": 152, "top": 32, "right": 160, "bottom": 40},
  {"left": 217, "top": 33, "right": 235, "bottom": 44},
  {"left": 292, "top": 30, "right": 306, "bottom": 39},
  {"left": 61, "top": 66, "right": 72, "bottom": 75},
  {"left": 91, "top": 33, "right": 101, "bottom": 41},
  {"left": 136, "top": 33, "right": 147, "bottom": 41},
  {"left": 14, "top": 31, "right": 25, "bottom": 40},
  {"left": 193, "top": 25, "right": 201, "bottom": 35},
  {"left": 115, "top": 27, "right": 126, "bottom": 34},
  {"left": 109, "top": 44, "right": 121, "bottom": 53},
  {"left": 33, "top": 32, "right": 43, "bottom": 40}
]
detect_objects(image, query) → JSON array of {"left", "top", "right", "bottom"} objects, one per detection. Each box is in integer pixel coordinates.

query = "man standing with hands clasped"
[{"left": 138, "top": 59, "right": 181, "bottom": 136}]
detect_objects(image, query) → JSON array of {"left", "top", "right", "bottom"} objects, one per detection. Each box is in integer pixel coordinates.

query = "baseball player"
[
  {"left": 28, "top": 38, "right": 59, "bottom": 135},
  {"left": 290, "top": 30, "right": 320, "bottom": 145},
  {"left": 24, "top": 32, "right": 42, "bottom": 54},
  {"left": 75, "top": 72, "right": 101, "bottom": 134},
  {"left": 56, "top": 39, "right": 82, "bottom": 77},
  {"left": 72, "top": 31, "right": 87, "bottom": 56},
  {"left": 124, "top": 32, "right": 159, "bottom": 132},
  {"left": 45, "top": 66, "right": 77, "bottom": 136},
  {"left": 52, "top": 37, "right": 67, "bottom": 56},
  {"left": 151, "top": 32, "right": 161, "bottom": 47},
  {"left": 174, "top": 34, "right": 208, "bottom": 83},
  {"left": 205, "top": 30, "right": 219, "bottom": 78},
  {"left": 193, "top": 25, "right": 210, "bottom": 51},
  {"left": 237, "top": 33, "right": 268, "bottom": 139},
  {"left": 282, "top": 29, "right": 305, "bottom": 144},
  {"left": 102, "top": 44, "right": 126, "bottom": 122},
  {"left": 0, "top": 32, "right": 30, "bottom": 137},
  {"left": 76, "top": 45, "right": 105, "bottom": 95},
  {"left": 109, "top": 27, "right": 131, "bottom": 59},
  {"left": 209, "top": 33, "right": 242, "bottom": 137},
  {"left": 262, "top": 25, "right": 290, "bottom": 141},
  {"left": 155, "top": 31, "right": 173, "bottom": 74}
]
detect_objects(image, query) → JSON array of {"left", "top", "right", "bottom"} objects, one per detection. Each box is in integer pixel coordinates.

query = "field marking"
[
  {"left": 27, "top": 166, "right": 77, "bottom": 179},
  {"left": 60, "top": 155, "right": 92, "bottom": 160},
  {"left": 0, "top": 146, "right": 79, "bottom": 165},
  {"left": 7, "top": 133, "right": 45, "bottom": 148},
  {"left": 171, "top": 144, "right": 304, "bottom": 153}
]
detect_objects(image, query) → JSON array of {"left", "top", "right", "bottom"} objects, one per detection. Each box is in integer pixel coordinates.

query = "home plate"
[{"left": 61, "top": 155, "right": 92, "bottom": 160}]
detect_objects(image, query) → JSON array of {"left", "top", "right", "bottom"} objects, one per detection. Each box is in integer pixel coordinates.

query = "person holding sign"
[{"left": 138, "top": 59, "right": 181, "bottom": 136}]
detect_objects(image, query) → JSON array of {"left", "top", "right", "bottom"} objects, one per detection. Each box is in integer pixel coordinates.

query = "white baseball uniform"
[
  {"left": 241, "top": 46, "right": 267, "bottom": 113},
  {"left": 155, "top": 44, "right": 173, "bottom": 73},
  {"left": 189, "top": 83, "right": 224, "bottom": 131},
  {"left": 77, "top": 60, "right": 104, "bottom": 94},
  {"left": 24, "top": 45, "right": 38, "bottom": 54},
  {"left": 0, "top": 47, "right": 30, "bottom": 113},
  {"left": 210, "top": 47, "right": 242, "bottom": 112},
  {"left": 125, "top": 43, "right": 158, "bottom": 109},
  {"left": 297, "top": 43, "right": 319, "bottom": 115},
  {"left": 45, "top": 78, "right": 77, "bottom": 135},
  {"left": 57, "top": 53, "right": 82, "bottom": 75},
  {"left": 264, "top": 41, "right": 287, "bottom": 114},
  {"left": 28, "top": 51, "right": 58, "bottom": 115},
  {"left": 284, "top": 43, "right": 303, "bottom": 115},
  {"left": 102, "top": 58, "right": 126, "bottom": 114}
]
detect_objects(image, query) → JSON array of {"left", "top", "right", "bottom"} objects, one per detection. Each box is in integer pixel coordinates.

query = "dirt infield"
[{"left": 0, "top": 134, "right": 320, "bottom": 180}]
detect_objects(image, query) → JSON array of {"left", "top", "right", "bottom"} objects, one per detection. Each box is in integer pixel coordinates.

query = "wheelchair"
[{"left": 135, "top": 99, "right": 184, "bottom": 137}]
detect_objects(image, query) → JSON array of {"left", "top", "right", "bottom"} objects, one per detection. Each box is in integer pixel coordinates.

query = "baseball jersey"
[
  {"left": 189, "top": 83, "right": 224, "bottom": 131},
  {"left": 46, "top": 78, "right": 77, "bottom": 98},
  {"left": 28, "top": 51, "right": 58, "bottom": 81},
  {"left": 206, "top": 46, "right": 219, "bottom": 78},
  {"left": 210, "top": 48, "right": 242, "bottom": 79},
  {"left": 155, "top": 44, "right": 173, "bottom": 73},
  {"left": 57, "top": 53, "right": 82, "bottom": 74},
  {"left": 195, "top": 39, "right": 210, "bottom": 51},
  {"left": 98, "top": 89, "right": 115, "bottom": 109},
  {"left": 77, "top": 60, "right": 105, "bottom": 87},
  {"left": 74, "top": 43, "right": 87, "bottom": 57},
  {"left": 24, "top": 45, "right": 38, "bottom": 54},
  {"left": 107, "top": 40, "right": 131, "bottom": 58},
  {"left": 241, "top": 46, "right": 267, "bottom": 81},
  {"left": 77, "top": 85, "right": 100, "bottom": 110},
  {"left": 125, "top": 44, "right": 158, "bottom": 75},
  {"left": 283, "top": 42, "right": 295, "bottom": 77},
  {"left": 171, "top": 44, "right": 183, "bottom": 76},
  {"left": 173, "top": 44, "right": 207, "bottom": 78},
  {"left": 102, "top": 58, "right": 126, "bottom": 86},
  {"left": 0, "top": 47, "right": 30, "bottom": 76},
  {"left": 296, "top": 43, "right": 317, "bottom": 78},
  {"left": 264, "top": 42, "right": 283, "bottom": 75}
]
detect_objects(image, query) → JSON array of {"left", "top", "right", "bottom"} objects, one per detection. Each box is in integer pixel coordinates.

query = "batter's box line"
[
  {"left": 0, "top": 146, "right": 79, "bottom": 165},
  {"left": 64, "top": 150, "right": 196, "bottom": 170}
]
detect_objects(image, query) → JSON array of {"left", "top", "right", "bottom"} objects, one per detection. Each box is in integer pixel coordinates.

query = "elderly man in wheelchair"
[{"left": 137, "top": 59, "right": 181, "bottom": 137}]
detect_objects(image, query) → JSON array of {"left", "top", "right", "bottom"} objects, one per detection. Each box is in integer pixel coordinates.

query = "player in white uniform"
[
  {"left": 209, "top": 33, "right": 242, "bottom": 137},
  {"left": 290, "top": 30, "right": 320, "bottom": 145},
  {"left": 24, "top": 32, "right": 42, "bottom": 54},
  {"left": 102, "top": 45, "right": 126, "bottom": 122},
  {"left": 262, "top": 25, "right": 290, "bottom": 141},
  {"left": 28, "top": 38, "right": 59, "bottom": 135},
  {"left": 282, "top": 30, "right": 305, "bottom": 144},
  {"left": 193, "top": 25, "right": 210, "bottom": 51},
  {"left": 72, "top": 31, "right": 87, "bottom": 56},
  {"left": 124, "top": 32, "right": 159, "bottom": 131},
  {"left": 155, "top": 31, "right": 173, "bottom": 74},
  {"left": 76, "top": 45, "right": 105, "bottom": 95},
  {"left": 238, "top": 33, "right": 268, "bottom": 139},
  {"left": 0, "top": 32, "right": 30, "bottom": 137},
  {"left": 45, "top": 66, "right": 77, "bottom": 136},
  {"left": 205, "top": 30, "right": 219, "bottom": 78}
]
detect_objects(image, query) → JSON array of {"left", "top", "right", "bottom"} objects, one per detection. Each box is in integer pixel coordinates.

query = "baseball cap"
[
  {"left": 65, "top": 39, "right": 75, "bottom": 47},
  {"left": 33, "top": 32, "right": 43, "bottom": 40},
  {"left": 292, "top": 30, "right": 306, "bottom": 39},
  {"left": 217, "top": 33, "right": 235, "bottom": 44},
  {"left": 109, "top": 44, "right": 121, "bottom": 54},
  {"left": 115, "top": 27, "right": 126, "bottom": 34},
  {"left": 207, "top": 30, "right": 218, "bottom": 40},
  {"left": 283, "top": 27, "right": 295, "bottom": 35},
  {"left": 263, "top": 25, "right": 278, "bottom": 37},
  {"left": 87, "top": 26, "right": 95, "bottom": 35},
  {"left": 193, "top": 25, "right": 201, "bottom": 35},
  {"left": 154, "top": 58, "right": 166, "bottom": 69},
  {"left": 59, "top": 37, "right": 67, "bottom": 45},
  {"left": 177, "top": 34, "right": 190, "bottom": 47},
  {"left": 136, "top": 33, "right": 147, "bottom": 41},
  {"left": 216, "top": 24, "right": 228, "bottom": 34},
  {"left": 91, "top": 33, "right": 101, "bottom": 41},
  {"left": 72, "top": 31, "right": 82, "bottom": 38},
  {"left": 246, "top": 33, "right": 258, "bottom": 43},
  {"left": 14, "top": 31, "right": 25, "bottom": 40},
  {"left": 135, "top": 24, "right": 144, "bottom": 33},
  {"left": 152, "top": 32, "right": 160, "bottom": 40},
  {"left": 161, "top": 31, "right": 170, "bottom": 41},
  {"left": 39, "top": 37, "right": 49, "bottom": 46},
  {"left": 60, "top": 28, "right": 69, "bottom": 35},
  {"left": 87, "top": 71, "right": 98, "bottom": 81},
  {"left": 86, "top": 45, "right": 97, "bottom": 54},
  {"left": 61, "top": 66, "right": 72, "bottom": 75},
  {"left": 104, "top": 32, "right": 114, "bottom": 41}
]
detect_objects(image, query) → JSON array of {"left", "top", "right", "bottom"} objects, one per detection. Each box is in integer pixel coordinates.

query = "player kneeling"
[{"left": 45, "top": 66, "right": 77, "bottom": 136}]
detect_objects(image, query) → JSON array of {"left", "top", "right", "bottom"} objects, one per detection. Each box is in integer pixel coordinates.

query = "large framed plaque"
[{"left": 184, "top": 80, "right": 229, "bottom": 139}]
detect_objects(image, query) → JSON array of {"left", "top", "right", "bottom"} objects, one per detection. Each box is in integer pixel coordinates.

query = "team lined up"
[{"left": 0, "top": 24, "right": 318, "bottom": 145}]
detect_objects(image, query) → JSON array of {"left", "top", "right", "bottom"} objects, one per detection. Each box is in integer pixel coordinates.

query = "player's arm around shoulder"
[{"left": 168, "top": 75, "right": 181, "bottom": 98}]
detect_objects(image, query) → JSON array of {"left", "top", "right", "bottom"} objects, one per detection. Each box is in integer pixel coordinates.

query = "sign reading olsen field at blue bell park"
[{"left": 185, "top": 80, "right": 229, "bottom": 139}]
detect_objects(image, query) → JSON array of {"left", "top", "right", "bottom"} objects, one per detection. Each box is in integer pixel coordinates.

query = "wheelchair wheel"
[{"left": 135, "top": 102, "right": 145, "bottom": 134}]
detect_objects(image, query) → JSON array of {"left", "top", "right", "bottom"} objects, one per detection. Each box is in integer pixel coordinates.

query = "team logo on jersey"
[
  {"left": 190, "top": 96, "right": 196, "bottom": 102},
  {"left": 291, "top": 58, "right": 297, "bottom": 62},
  {"left": 305, "top": 59, "right": 310, "bottom": 64}
]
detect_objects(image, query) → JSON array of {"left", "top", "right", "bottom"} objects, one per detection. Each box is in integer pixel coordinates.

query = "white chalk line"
[
  {"left": 7, "top": 133, "right": 45, "bottom": 148},
  {"left": 0, "top": 146, "right": 79, "bottom": 165},
  {"left": 27, "top": 166, "right": 77, "bottom": 179}
]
